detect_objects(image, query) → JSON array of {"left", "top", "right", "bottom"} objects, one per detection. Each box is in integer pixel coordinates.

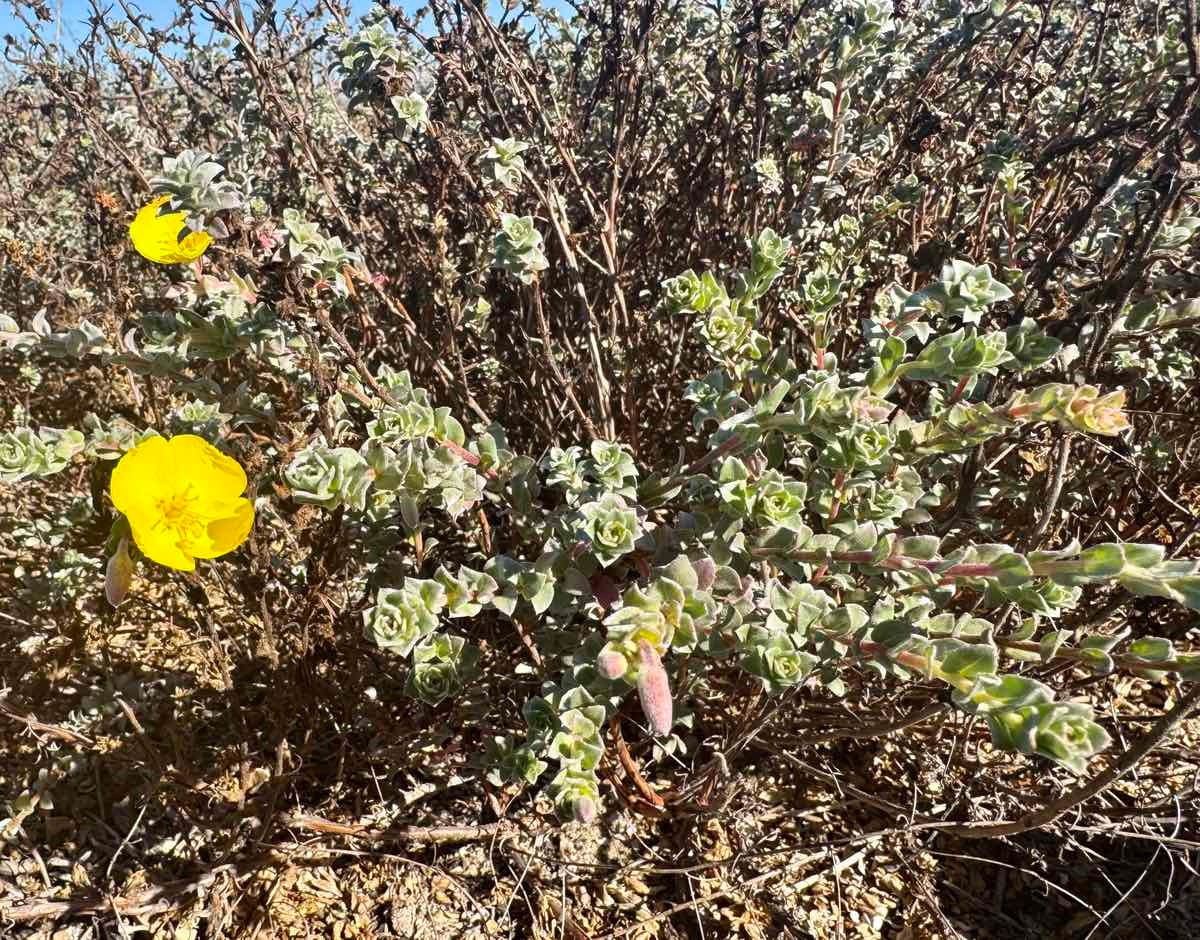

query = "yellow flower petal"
[
  {"left": 131, "top": 523, "right": 197, "bottom": 572},
  {"left": 129, "top": 195, "right": 212, "bottom": 264},
  {"left": 194, "top": 499, "right": 255, "bottom": 559},
  {"left": 109, "top": 433, "right": 253, "bottom": 572},
  {"left": 164, "top": 434, "right": 247, "bottom": 496},
  {"left": 110, "top": 434, "right": 172, "bottom": 519}
]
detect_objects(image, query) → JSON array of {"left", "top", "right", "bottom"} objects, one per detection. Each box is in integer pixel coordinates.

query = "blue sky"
[
  {"left": 0, "top": 0, "right": 570, "bottom": 70},
  {"left": 0, "top": 1, "right": 381, "bottom": 47}
]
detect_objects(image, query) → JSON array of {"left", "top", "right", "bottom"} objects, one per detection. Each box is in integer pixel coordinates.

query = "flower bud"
[
  {"left": 572, "top": 796, "right": 596, "bottom": 824},
  {"left": 636, "top": 640, "right": 673, "bottom": 736},
  {"left": 597, "top": 649, "right": 628, "bottom": 680},
  {"left": 105, "top": 536, "right": 134, "bottom": 608},
  {"left": 692, "top": 556, "right": 717, "bottom": 592}
]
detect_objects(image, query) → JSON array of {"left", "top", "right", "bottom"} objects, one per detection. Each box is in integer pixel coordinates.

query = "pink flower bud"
[
  {"left": 597, "top": 649, "right": 628, "bottom": 680},
  {"left": 692, "top": 556, "right": 717, "bottom": 592},
  {"left": 105, "top": 537, "right": 134, "bottom": 608},
  {"left": 256, "top": 226, "right": 285, "bottom": 252},
  {"left": 636, "top": 640, "right": 673, "bottom": 736}
]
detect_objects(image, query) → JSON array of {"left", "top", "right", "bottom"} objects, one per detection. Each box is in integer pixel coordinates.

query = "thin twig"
[{"left": 932, "top": 686, "right": 1200, "bottom": 839}]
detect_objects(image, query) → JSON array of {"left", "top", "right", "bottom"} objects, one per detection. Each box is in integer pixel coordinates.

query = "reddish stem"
[
  {"left": 856, "top": 639, "right": 930, "bottom": 674},
  {"left": 439, "top": 438, "right": 499, "bottom": 480},
  {"left": 947, "top": 374, "right": 971, "bottom": 405},
  {"left": 751, "top": 545, "right": 1003, "bottom": 582},
  {"left": 684, "top": 434, "right": 745, "bottom": 476}
]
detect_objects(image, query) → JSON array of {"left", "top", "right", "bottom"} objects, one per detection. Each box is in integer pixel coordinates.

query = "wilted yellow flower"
[
  {"left": 128, "top": 195, "right": 211, "bottom": 264},
  {"left": 110, "top": 434, "right": 254, "bottom": 571},
  {"left": 1064, "top": 386, "right": 1130, "bottom": 436},
  {"left": 1006, "top": 383, "right": 1130, "bottom": 436}
]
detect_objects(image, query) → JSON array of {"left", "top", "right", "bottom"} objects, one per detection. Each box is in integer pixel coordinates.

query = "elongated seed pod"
[{"left": 637, "top": 640, "right": 673, "bottom": 736}]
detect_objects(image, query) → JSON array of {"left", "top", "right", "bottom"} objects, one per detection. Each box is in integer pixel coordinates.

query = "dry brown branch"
[
  {"left": 934, "top": 686, "right": 1200, "bottom": 839},
  {"left": 280, "top": 812, "right": 513, "bottom": 845}
]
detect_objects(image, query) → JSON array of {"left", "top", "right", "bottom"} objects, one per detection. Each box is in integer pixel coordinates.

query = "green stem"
[
  {"left": 644, "top": 433, "right": 750, "bottom": 501},
  {"left": 750, "top": 545, "right": 1001, "bottom": 580},
  {"left": 748, "top": 544, "right": 1149, "bottom": 589},
  {"left": 995, "top": 637, "right": 1192, "bottom": 675}
]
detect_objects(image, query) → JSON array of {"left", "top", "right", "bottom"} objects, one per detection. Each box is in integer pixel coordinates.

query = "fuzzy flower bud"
[
  {"left": 636, "top": 640, "right": 673, "bottom": 736},
  {"left": 597, "top": 649, "right": 629, "bottom": 680},
  {"left": 105, "top": 536, "right": 134, "bottom": 607}
]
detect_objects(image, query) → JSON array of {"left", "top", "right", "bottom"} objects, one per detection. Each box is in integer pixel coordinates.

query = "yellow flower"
[
  {"left": 128, "top": 195, "right": 212, "bottom": 264},
  {"left": 110, "top": 434, "right": 254, "bottom": 572}
]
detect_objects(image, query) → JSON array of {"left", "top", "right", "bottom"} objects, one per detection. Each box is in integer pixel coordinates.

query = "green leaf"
[
  {"left": 492, "top": 592, "right": 517, "bottom": 617},
  {"left": 529, "top": 581, "right": 555, "bottom": 616},
  {"left": 822, "top": 604, "right": 869, "bottom": 637},
  {"left": 1077, "top": 543, "right": 1127, "bottom": 579},
  {"left": 1166, "top": 576, "right": 1200, "bottom": 612},
  {"left": 897, "top": 535, "right": 941, "bottom": 560},
  {"left": 866, "top": 336, "right": 908, "bottom": 395},
  {"left": 758, "top": 380, "right": 791, "bottom": 415},
  {"left": 1076, "top": 647, "right": 1114, "bottom": 676},
  {"left": 953, "top": 674, "right": 1054, "bottom": 714},
  {"left": 1080, "top": 630, "right": 1126, "bottom": 654},
  {"left": 1039, "top": 630, "right": 1068, "bottom": 663},
  {"left": 839, "top": 522, "right": 880, "bottom": 553},
  {"left": 1010, "top": 618, "right": 1036, "bottom": 641},
  {"left": 1128, "top": 636, "right": 1175, "bottom": 663},
  {"left": 1122, "top": 544, "right": 1166, "bottom": 568},
  {"left": 1175, "top": 654, "right": 1200, "bottom": 682},
  {"left": 869, "top": 618, "right": 917, "bottom": 650},
  {"left": 939, "top": 642, "right": 998, "bottom": 680},
  {"left": 989, "top": 552, "right": 1034, "bottom": 587},
  {"left": 718, "top": 456, "right": 749, "bottom": 482}
]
